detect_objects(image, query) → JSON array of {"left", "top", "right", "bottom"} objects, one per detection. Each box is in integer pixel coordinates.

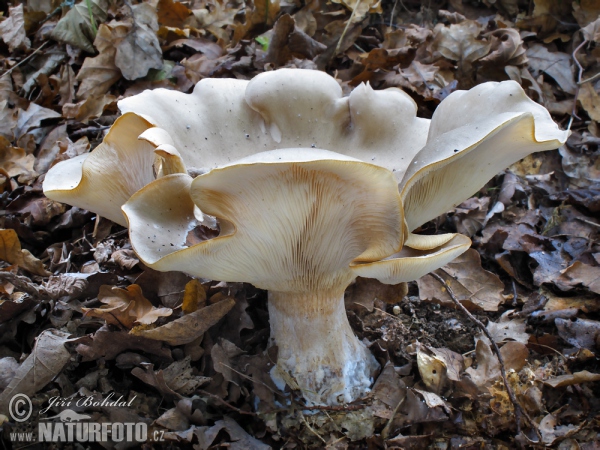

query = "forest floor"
[{"left": 0, "top": 0, "right": 599, "bottom": 448}]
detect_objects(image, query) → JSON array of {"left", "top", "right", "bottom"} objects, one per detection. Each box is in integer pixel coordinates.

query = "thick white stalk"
[{"left": 268, "top": 289, "right": 379, "bottom": 405}]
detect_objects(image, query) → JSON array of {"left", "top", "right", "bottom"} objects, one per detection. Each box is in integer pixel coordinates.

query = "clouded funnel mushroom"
[{"left": 44, "top": 69, "right": 568, "bottom": 405}]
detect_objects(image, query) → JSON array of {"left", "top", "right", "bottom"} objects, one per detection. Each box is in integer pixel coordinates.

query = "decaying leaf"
[
  {"left": 527, "top": 43, "right": 577, "bottom": 95},
  {"left": 543, "top": 370, "right": 600, "bottom": 388},
  {"left": 130, "top": 297, "right": 235, "bottom": 345},
  {"left": 417, "top": 249, "right": 504, "bottom": 311},
  {"left": 75, "top": 325, "right": 172, "bottom": 361},
  {"left": 0, "top": 329, "right": 71, "bottom": 415},
  {"left": 485, "top": 310, "right": 529, "bottom": 344},
  {"left": 76, "top": 24, "right": 122, "bottom": 99},
  {"left": 0, "top": 4, "right": 31, "bottom": 52},
  {"left": 51, "top": 0, "right": 109, "bottom": 53},
  {"left": 0, "top": 228, "right": 50, "bottom": 276},
  {"left": 113, "top": 3, "right": 164, "bottom": 80},
  {"left": 182, "top": 278, "right": 206, "bottom": 314},
  {"left": 83, "top": 284, "right": 172, "bottom": 329}
]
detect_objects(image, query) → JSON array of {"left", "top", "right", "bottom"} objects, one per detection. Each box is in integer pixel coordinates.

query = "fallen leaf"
[
  {"left": 481, "top": 28, "right": 527, "bottom": 66},
  {"left": 130, "top": 297, "right": 235, "bottom": 345},
  {"left": 417, "top": 249, "right": 504, "bottom": 311},
  {"left": 539, "top": 412, "right": 584, "bottom": 445},
  {"left": 346, "top": 277, "right": 407, "bottom": 312},
  {"left": 0, "top": 228, "right": 50, "bottom": 276},
  {"left": 50, "top": 0, "right": 109, "bottom": 53},
  {"left": 543, "top": 370, "right": 600, "bottom": 388},
  {"left": 113, "top": 3, "right": 163, "bottom": 80},
  {"left": 0, "top": 4, "right": 31, "bottom": 52},
  {"left": 76, "top": 24, "right": 122, "bottom": 99},
  {"left": 0, "top": 137, "right": 35, "bottom": 178},
  {"left": 0, "top": 329, "right": 71, "bottom": 415},
  {"left": 555, "top": 261, "right": 600, "bottom": 294},
  {"left": 83, "top": 284, "right": 172, "bottom": 329},
  {"left": 62, "top": 94, "right": 117, "bottom": 123},
  {"left": 15, "top": 102, "right": 61, "bottom": 141},
  {"left": 555, "top": 317, "right": 600, "bottom": 350},
  {"left": 157, "top": 0, "right": 191, "bottom": 27},
  {"left": 110, "top": 248, "right": 139, "bottom": 270},
  {"left": 158, "top": 356, "right": 210, "bottom": 395},
  {"left": 182, "top": 278, "right": 206, "bottom": 314},
  {"left": 0, "top": 357, "right": 19, "bottom": 390},
  {"left": 232, "top": 0, "right": 280, "bottom": 44},
  {"left": 527, "top": 43, "right": 577, "bottom": 95},
  {"left": 465, "top": 339, "right": 500, "bottom": 389},
  {"left": 499, "top": 341, "right": 528, "bottom": 372},
  {"left": 485, "top": 310, "right": 529, "bottom": 344},
  {"left": 75, "top": 325, "right": 172, "bottom": 361},
  {"left": 196, "top": 416, "right": 271, "bottom": 450},
  {"left": 578, "top": 83, "right": 600, "bottom": 122}
]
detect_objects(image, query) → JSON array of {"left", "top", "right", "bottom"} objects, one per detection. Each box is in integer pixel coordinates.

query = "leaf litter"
[{"left": 0, "top": 0, "right": 600, "bottom": 447}]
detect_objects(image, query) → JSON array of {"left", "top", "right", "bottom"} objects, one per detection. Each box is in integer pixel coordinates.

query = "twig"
[
  {"left": 430, "top": 271, "right": 542, "bottom": 442},
  {"left": 198, "top": 389, "right": 256, "bottom": 416},
  {"left": 1, "top": 41, "right": 50, "bottom": 77},
  {"left": 301, "top": 403, "right": 366, "bottom": 411},
  {"left": 69, "top": 125, "right": 111, "bottom": 140},
  {"left": 299, "top": 413, "right": 327, "bottom": 444}
]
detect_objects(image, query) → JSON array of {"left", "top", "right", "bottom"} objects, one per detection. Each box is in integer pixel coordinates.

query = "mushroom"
[{"left": 43, "top": 69, "right": 568, "bottom": 405}]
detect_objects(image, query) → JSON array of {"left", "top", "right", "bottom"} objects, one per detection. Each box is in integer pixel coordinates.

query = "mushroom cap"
[
  {"left": 118, "top": 69, "right": 430, "bottom": 180},
  {"left": 43, "top": 113, "right": 156, "bottom": 226},
  {"left": 122, "top": 148, "right": 405, "bottom": 293},
  {"left": 400, "top": 80, "right": 569, "bottom": 231}
]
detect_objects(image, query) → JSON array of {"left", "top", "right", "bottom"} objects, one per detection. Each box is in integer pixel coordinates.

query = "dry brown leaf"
[
  {"left": 232, "top": 0, "right": 280, "bottom": 44},
  {"left": 485, "top": 310, "right": 529, "bottom": 344},
  {"left": 15, "top": 102, "right": 61, "bottom": 141},
  {"left": 499, "top": 341, "right": 528, "bottom": 372},
  {"left": 182, "top": 278, "right": 206, "bottom": 314},
  {"left": 83, "top": 284, "right": 172, "bottom": 329},
  {"left": 110, "top": 249, "right": 140, "bottom": 270},
  {"left": 417, "top": 249, "right": 504, "bottom": 311},
  {"left": 526, "top": 43, "right": 577, "bottom": 95},
  {"left": 130, "top": 297, "right": 235, "bottom": 345},
  {"left": 0, "top": 137, "right": 35, "bottom": 178},
  {"left": 346, "top": 277, "right": 407, "bottom": 312},
  {"left": 157, "top": 0, "right": 191, "bottom": 27},
  {"left": 0, "top": 329, "right": 71, "bottom": 414},
  {"left": 555, "top": 317, "right": 600, "bottom": 350},
  {"left": 113, "top": 3, "right": 163, "bottom": 80},
  {"left": 574, "top": 0, "right": 600, "bottom": 28},
  {"left": 331, "top": 0, "right": 382, "bottom": 19},
  {"left": 539, "top": 412, "right": 584, "bottom": 445},
  {"left": 542, "top": 370, "right": 600, "bottom": 388},
  {"left": 76, "top": 24, "right": 122, "bottom": 99},
  {"left": 50, "top": 0, "right": 109, "bottom": 53},
  {"left": 432, "top": 20, "right": 490, "bottom": 81},
  {"left": 465, "top": 339, "right": 500, "bottom": 389},
  {"left": 555, "top": 261, "right": 600, "bottom": 294},
  {"left": 481, "top": 28, "right": 527, "bottom": 66},
  {"left": 578, "top": 83, "right": 600, "bottom": 122},
  {"left": 75, "top": 325, "right": 172, "bottom": 361},
  {"left": 0, "top": 229, "right": 50, "bottom": 276},
  {"left": 160, "top": 356, "right": 210, "bottom": 395},
  {"left": 62, "top": 95, "right": 116, "bottom": 123},
  {"left": 0, "top": 4, "right": 31, "bottom": 52}
]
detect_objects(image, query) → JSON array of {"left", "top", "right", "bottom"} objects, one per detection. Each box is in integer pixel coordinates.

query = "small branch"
[
  {"left": 299, "top": 413, "right": 327, "bottom": 444},
  {"left": 1, "top": 41, "right": 50, "bottom": 77},
  {"left": 198, "top": 390, "right": 256, "bottom": 416},
  {"left": 430, "top": 271, "right": 541, "bottom": 442}
]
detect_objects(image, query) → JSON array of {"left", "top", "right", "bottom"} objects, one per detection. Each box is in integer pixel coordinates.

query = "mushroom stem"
[{"left": 268, "top": 289, "right": 379, "bottom": 405}]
